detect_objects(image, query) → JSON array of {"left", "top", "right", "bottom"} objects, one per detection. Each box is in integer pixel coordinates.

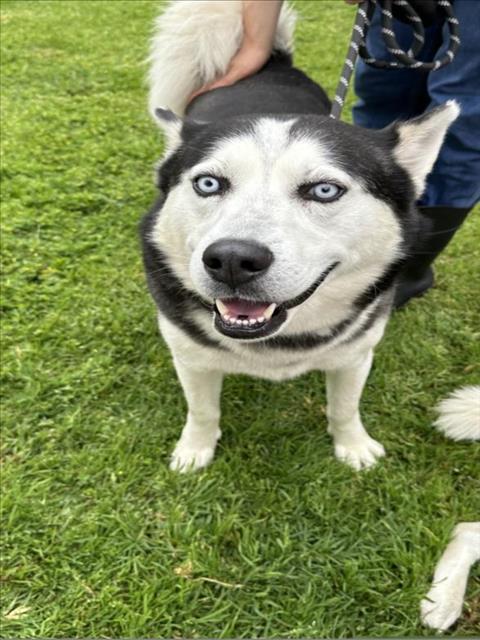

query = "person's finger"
[
  {"left": 189, "top": 47, "right": 269, "bottom": 102},
  {"left": 189, "top": 68, "right": 239, "bottom": 101},
  {"left": 189, "top": 85, "right": 212, "bottom": 102},
  {"left": 201, "top": 65, "right": 251, "bottom": 92}
]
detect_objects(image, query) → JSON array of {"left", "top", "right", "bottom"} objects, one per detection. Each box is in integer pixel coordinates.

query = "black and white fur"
[{"left": 142, "top": 1, "right": 459, "bottom": 472}]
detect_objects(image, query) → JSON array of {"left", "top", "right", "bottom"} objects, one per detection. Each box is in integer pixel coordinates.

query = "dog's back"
[{"left": 188, "top": 52, "right": 330, "bottom": 122}]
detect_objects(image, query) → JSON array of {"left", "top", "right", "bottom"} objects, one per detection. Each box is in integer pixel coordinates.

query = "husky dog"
[{"left": 142, "top": 1, "right": 459, "bottom": 472}]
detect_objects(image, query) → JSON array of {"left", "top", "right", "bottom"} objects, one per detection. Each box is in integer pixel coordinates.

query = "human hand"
[
  {"left": 190, "top": 41, "right": 271, "bottom": 101},
  {"left": 189, "top": 0, "right": 283, "bottom": 103}
]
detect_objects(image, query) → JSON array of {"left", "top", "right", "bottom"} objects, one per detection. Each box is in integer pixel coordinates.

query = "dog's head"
[{"left": 150, "top": 102, "right": 458, "bottom": 340}]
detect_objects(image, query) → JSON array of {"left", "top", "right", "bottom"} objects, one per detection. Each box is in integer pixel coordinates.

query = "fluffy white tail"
[
  {"left": 147, "top": 0, "right": 296, "bottom": 118},
  {"left": 433, "top": 385, "right": 480, "bottom": 441}
]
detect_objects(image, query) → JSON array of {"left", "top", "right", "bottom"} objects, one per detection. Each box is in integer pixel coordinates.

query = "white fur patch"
[
  {"left": 433, "top": 385, "right": 480, "bottom": 441},
  {"left": 333, "top": 433, "right": 385, "bottom": 470},
  {"left": 170, "top": 429, "right": 221, "bottom": 472}
]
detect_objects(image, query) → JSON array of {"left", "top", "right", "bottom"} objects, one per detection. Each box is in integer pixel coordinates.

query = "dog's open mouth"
[
  {"left": 213, "top": 262, "right": 339, "bottom": 340},
  {"left": 214, "top": 298, "right": 285, "bottom": 339}
]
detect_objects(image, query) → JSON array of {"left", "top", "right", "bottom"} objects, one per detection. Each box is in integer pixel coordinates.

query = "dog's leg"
[
  {"left": 326, "top": 349, "right": 385, "bottom": 470},
  {"left": 421, "top": 522, "right": 480, "bottom": 631},
  {"left": 170, "top": 360, "right": 223, "bottom": 472}
]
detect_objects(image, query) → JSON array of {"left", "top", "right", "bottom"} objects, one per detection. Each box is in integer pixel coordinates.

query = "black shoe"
[
  {"left": 394, "top": 206, "right": 471, "bottom": 309},
  {"left": 394, "top": 266, "right": 434, "bottom": 308}
]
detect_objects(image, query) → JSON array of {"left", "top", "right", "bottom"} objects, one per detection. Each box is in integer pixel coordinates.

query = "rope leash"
[{"left": 330, "top": 0, "right": 460, "bottom": 120}]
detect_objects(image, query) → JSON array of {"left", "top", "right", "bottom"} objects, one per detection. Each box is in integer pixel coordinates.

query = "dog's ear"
[
  {"left": 154, "top": 107, "right": 183, "bottom": 152},
  {"left": 392, "top": 100, "right": 460, "bottom": 198},
  {"left": 154, "top": 107, "right": 208, "bottom": 153}
]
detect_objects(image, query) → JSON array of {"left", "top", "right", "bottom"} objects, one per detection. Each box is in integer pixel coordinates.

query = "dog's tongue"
[
  {"left": 216, "top": 298, "right": 274, "bottom": 321},
  {"left": 222, "top": 299, "right": 268, "bottom": 318}
]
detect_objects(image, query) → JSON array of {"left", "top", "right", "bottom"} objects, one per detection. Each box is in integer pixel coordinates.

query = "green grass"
[{"left": 1, "top": 0, "right": 479, "bottom": 637}]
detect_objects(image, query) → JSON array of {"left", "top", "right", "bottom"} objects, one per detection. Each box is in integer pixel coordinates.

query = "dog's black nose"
[{"left": 202, "top": 239, "right": 273, "bottom": 288}]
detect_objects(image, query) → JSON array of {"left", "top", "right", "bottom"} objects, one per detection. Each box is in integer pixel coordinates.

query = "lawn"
[{"left": 1, "top": 0, "right": 479, "bottom": 637}]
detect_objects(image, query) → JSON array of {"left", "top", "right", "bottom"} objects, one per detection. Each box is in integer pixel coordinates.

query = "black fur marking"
[
  {"left": 289, "top": 117, "right": 417, "bottom": 225},
  {"left": 284, "top": 262, "right": 339, "bottom": 310},
  {"left": 341, "top": 296, "right": 392, "bottom": 345},
  {"left": 254, "top": 314, "right": 357, "bottom": 351},
  {"left": 354, "top": 259, "right": 404, "bottom": 309},
  {"left": 155, "top": 107, "right": 180, "bottom": 124},
  {"left": 253, "top": 287, "right": 392, "bottom": 352},
  {"left": 140, "top": 198, "right": 224, "bottom": 350},
  {"left": 156, "top": 118, "right": 257, "bottom": 193}
]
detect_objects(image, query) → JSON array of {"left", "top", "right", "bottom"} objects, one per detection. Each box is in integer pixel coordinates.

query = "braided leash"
[{"left": 330, "top": 0, "right": 460, "bottom": 120}]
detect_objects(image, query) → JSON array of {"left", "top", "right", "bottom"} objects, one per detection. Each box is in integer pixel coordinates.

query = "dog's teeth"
[
  {"left": 264, "top": 303, "right": 277, "bottom": 320},
  {"left": 223, "top": 315, "right": 230, "bottom": 321},
  {"left": 235, "top": 319, "right": 243, "bottom": 326},
  {"left": 216, "top": 299, "right": 228, "bottom": 315},
  {"left": 228, "top": 318, "right": 235, "bottom": 325},
  {"left": 242, "top": 320, "right": 249, "bottom": 326},
  {"left": 257, "top": 316, "right": 265, "bottom": 324},
  {"left": 249, "top": 318, "right": 257, "bottom": 325}
]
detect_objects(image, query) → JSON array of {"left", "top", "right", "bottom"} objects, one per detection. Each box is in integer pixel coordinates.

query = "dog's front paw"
[
  {"left": 170, "top": 441, "right": 216, "bottom": 472},
  {"left": 421, "top": 586, "right": 463, "bottom": 631},
  {"left": 170, "top": 430, "right": 221, "bottom": 473},
  {"left": 333, "top": 433, "right": 385, "bottom": 470}
]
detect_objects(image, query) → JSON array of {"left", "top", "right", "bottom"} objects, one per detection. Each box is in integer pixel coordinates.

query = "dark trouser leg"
[
  {"left": 394, "top": 206, "right": 471, "bottom": 309},
  {"left": 355, "top": 1, "right": 480, "bottom": 309}
]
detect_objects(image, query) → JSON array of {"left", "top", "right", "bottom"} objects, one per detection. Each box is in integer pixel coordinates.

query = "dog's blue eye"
[
  {"left": 305, "top": 182, "right": 344, "bottom": 202},
  {"left": 194, "top": 175, "right": 222, "bottom": 196}
]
